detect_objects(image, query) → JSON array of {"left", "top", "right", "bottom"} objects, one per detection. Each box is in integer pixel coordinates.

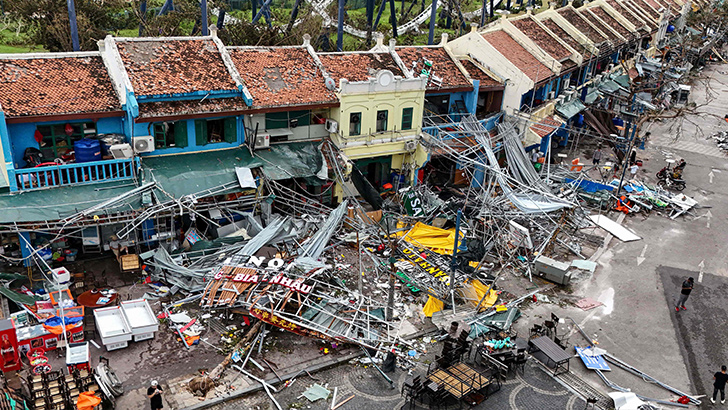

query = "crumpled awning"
[
  {"left": 142, "top": 142, "right": 327, "bottom": 199},
  {"left": 555, "top": 98, "right": 586, "bottom": 120}
]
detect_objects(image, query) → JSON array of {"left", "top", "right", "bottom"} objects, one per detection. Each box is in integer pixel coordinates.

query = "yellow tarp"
[
  {"left": 423, "top": 295, "right": 445, "bottom": 317},
  {"left": 459, "top": 279, "right": 498, "bottom": 312},
  {"left": 395, "top": 222, "right": 464, "bottom": 255}
]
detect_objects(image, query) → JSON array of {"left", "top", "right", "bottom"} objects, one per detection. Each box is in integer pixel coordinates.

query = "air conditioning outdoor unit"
[
  {"left": 109, "top": 143, "right": 133, "bottom": 159},
  {"left": 547, "top": 91, "right": 556, "bottom": 100},
  {"left": 324, "top": 119, "right": 338, "bottom": 133},
  {"left": 132, "top": 136, "right": 155, "bottom": 153},
  {"left": 404, "top": 140, "right": 417, "bottom": 151},
  {"left": 562, "top": 79, "right": 571, "bottom": 89},
  {"left": 254, "top": 134, "right": 270, "bottom": 150}
]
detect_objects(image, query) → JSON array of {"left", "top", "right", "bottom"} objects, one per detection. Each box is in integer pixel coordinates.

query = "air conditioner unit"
[
  {"left": 404, "top": 140, "right": 417, "bottom": 151},
  {"left": 556, "top": 95, "right": 566, "bottom": 105},
  {"left": 562, "top": 78, "right": 571, "bottom": 89},
  {"left": 254, "top": 134, "right": 270, "bottom": 150},
  {"left": 324, "top": 119, "right": 338, "bottom": 133},
  {"left": 547, "top": 91, "right": 556, "bottom": 100},
  {"left": 565, "top": 90, "right": 575, "bottom": 101},
  {"left": 132, "top": 135, "right": 155, "bottom": 153},
  {"left": 109, "top": 143, "right": 133, "bottom": 159}
]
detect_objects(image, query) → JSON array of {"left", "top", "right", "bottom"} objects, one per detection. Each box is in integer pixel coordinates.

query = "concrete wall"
[
  {"left": 447, "top": 31, "right": 535, "bottom": 115},
  {"left": 133, "top": 115, "right": 244, "bottom": 157}
]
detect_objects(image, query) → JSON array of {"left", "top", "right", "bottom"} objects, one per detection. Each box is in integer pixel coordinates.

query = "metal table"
[{"left": 528, "top": 336, "right": 571, "bottom": 375}]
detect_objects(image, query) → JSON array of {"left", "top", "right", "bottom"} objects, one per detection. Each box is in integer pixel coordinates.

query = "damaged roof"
[
  {"left": 317, "top": 52, "right": 404, "bottom": 83},
  {"left": 136, "top": 98, "right": 250, "bottom": 121},
  {"left": 557, "top": 8, "right": 609, "bottom": 45},
  {"left": 227, "top": 47, "right": 337, "bottom": 108},
  {"left": 540, "top": 18, "right": 595, "bottom": 59},
  {"left": 481, "top": 30, "right": 552, "bottom": 82},
  {"left": 116, "top": 38, "right": 238, "bottom": 97},
  {"left": 0, "top": 55, "right": 121, "bottom": 119},
  {"left": 530, "top": 116, "right": 563, "bottom": 138},
  {"left": 630, "top": 0, "right": 662, "bottom": 20},
  {"left": 613, "top": 0, "right": 655, "bottom": 30},
  {"left": 511, "top": 17, "right": 573, "bottom": 62},
  {"left": 395, "top": 47, "right": 472, "bottom": 91},
  {"left": 458, "top": 59, "right": 503, "bottom": 88},
  {"left": 586, "top": 6, "right": 634, "bottom": 40}
]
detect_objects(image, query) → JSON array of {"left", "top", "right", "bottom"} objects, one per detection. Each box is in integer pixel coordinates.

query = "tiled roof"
[
  {"left": 643, "top": 0, "right": 663, "bottom": 9},
  {"left": 481, "top": 31, "right": 552, "bottom": 82},
  {"left": 530, "top": 116, "right": 563, "bottom": 138},
  {"left": 511, "top": 17, "right": 572, "bottom": 61},
  {"left": 587, "top": 6, "right": 633, "bottom": 39},
  {"left": 116, "top": 39, "right": 238, "bottom": 97},
  {"left": 617, "top": 0, "right": 656, "bottom": 29},
  {"left": 318, "top": 52, "right": 404, "bottom": 83},
  {"left": 558, "top": 8, "right": 609, "bottom": 44},
  {"left": 541, "top": 19, "right": 595, "bottom": 59},
  {"left": 458, "top": 60, "right": 503, "bottom": 87},
  {"left": 227, "top": 47, "right": 336, "bottom": 108},
  {"left": 137, "top": 98, "right": 249, "bottom": 120},
  {"left": 608, "top": 0, "right": 651, "bottom": 30},
  {"left": 0, "top": 56, "right": 121, "bottom": 118},
  {"left": 396, "top": 47, "right": 472, "bottom": 91},
  {"left": 632, "top": 0, "right": 662, "bottom": 19},
  {"left": 578, "top": 8, "right": 622, "bottom": 43}
]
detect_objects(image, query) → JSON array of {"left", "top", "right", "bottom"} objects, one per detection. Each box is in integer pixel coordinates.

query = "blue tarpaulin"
[
  {"left": 575, "top": 346, "right": 611, "bottom": 371},
  {"left": 564, "top": 178, "right": 615, "bottom": 193}
]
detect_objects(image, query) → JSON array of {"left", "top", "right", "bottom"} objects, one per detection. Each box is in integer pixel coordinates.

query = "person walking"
[
  {"left": 675, "top": 277, "right": 694, "bottom": 312},
  {"left": 593, "top": 147, "right": 603, "bottom": 165},
  {"left": 712, "top": 366, "right": 728, "bottom": 404},
  {"left": 147, "top": 380, "right": 164, "bottom": 410},
  {"left": 629, "top": 163, "right": 639, "bottom": 180}
]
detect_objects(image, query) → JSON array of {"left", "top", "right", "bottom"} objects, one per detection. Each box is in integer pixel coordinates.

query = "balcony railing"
[{"left": 13, "top": 158, "right": 138, "bottom": 192}]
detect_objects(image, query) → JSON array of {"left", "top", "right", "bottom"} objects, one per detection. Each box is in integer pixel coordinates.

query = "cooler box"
[
  {"left": 94, "top": 306, "right": 132, "bottom": 351},
  {"left": 120, "top": 299, "right": 158, "bottom": 342}
]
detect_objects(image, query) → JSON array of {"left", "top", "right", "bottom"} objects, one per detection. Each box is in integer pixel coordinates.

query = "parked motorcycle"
[{"left": 657, "top": 173, "right": 686, "bottom": 191}]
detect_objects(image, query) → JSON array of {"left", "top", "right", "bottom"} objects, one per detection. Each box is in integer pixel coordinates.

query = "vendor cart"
[
  {"left": 120, "top": 299, "right": 158, "bottom": 342},
  {"left": 93, "top": 307, "right": 132, "bottom": 351}
]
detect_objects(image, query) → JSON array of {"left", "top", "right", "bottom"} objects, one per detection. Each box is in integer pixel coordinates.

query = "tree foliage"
[{"left": 8, "top": 0, "right": 129, "bottom": 52}]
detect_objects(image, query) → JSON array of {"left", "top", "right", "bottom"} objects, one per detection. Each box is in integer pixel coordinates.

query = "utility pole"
[
  {"left": 337, "top": 0, "right": 345, "bottom": 51},
  {"left": 201, "top": 0, "right": 208, "bottom": 36}
]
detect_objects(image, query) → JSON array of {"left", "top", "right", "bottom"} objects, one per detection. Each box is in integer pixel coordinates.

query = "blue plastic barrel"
[{"left": 74, "top": 139, "right": 101, "bottom": 163}]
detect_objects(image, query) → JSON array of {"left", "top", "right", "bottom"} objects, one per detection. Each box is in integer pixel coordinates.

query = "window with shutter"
[
  {"left": 174, "top": 121, "right": 188, "bottom": 148},
  {"left": 224, "top": 118, "right": 237, "bottom": 143},
  {"left": 195, "top": 120, "right": 207, "bottom": 146}
]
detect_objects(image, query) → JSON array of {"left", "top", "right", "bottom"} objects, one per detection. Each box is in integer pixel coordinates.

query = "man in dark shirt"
[
  {"left": 675, "top": 277, "right": 694, "bottom": 312},
  {"left": 712, "top": 365, "right": 728, "bottom": 404},
  {"left": 147, "top": 380, "right": 164, "bottom": 410}
]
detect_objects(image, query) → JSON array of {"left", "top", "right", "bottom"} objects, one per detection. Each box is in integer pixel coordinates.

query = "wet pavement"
[{"left": 662, "top": 266, "right": 728, "bottom": 407}]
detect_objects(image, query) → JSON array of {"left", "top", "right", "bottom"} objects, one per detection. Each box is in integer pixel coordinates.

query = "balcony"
[{"left": 12, "top": 158, "right": 139, "bottom": 193}]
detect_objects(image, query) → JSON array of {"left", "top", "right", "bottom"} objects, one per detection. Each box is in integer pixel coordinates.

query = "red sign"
[
  {"left": 213, "top": 270, "right": 312, "bottom": 294},
  {"left": 250, "top": 308, "right": 331, "bottom": 341}
]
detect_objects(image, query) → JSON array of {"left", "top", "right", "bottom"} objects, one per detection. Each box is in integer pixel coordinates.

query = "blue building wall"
[
  {"left": 133, "top": 115, "right": 245, "bottom": 157},
  {"left": 7, "top": 117, "right": 124, "bottom": 168}
]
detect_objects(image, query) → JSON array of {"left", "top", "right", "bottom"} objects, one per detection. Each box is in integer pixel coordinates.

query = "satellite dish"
[
  {"left": 325, "top": 77, "right": 336, "bottom": 91},
  {"left": 377, "top": 70, "right": 394, "bottom": 87}
]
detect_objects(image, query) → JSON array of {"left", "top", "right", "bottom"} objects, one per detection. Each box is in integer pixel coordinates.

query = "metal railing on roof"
[{"left": 13, "top": 158, "right": 139, "bottom": 193}]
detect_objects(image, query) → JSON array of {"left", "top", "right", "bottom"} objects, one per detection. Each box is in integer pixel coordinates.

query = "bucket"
[
  {"left": 73, "top": 139, "right": 101, "bottom": 163},
  {"left": 64, "top": 249, "right": 78, "bottom": 262}
]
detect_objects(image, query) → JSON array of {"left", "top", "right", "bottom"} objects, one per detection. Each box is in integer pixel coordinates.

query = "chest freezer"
[
  {"left": 94, "top": 306, "right": 132, "bottom": 350},
  {"left": 120, "top": 299, "right": 158, "bottom": 342}
]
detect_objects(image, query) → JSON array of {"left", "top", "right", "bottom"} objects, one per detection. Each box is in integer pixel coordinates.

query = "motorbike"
[{"left": 656, "top": 173, "right": 686, "bottom": 191}]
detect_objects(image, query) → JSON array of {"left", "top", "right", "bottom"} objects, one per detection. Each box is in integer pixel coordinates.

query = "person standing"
[
  {"left": 629, "top": 163, "right": 639, "bottom": 180},
  {"left": 593, "top": 147, "right": 603, "bottom": 165},
  {"left": 675, "top": 277, "right": 694, "bottom": 312},
  {"left": 712, "top": 366, "right": 728, "bottom": 404},
  {"left": 147, "top": 380, "right": 164, "bottom": 410}
]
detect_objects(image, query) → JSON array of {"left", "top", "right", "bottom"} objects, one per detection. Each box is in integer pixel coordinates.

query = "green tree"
[{"left": 8, "top": 0, "right": 129, "bottom": 52}]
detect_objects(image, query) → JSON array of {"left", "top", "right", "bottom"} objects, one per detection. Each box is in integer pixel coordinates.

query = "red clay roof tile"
[
  {"left": 0, "top": 56, "right": 120, "bottom": 118},
  {"left": 587, "top": 6, "right": 633, "bottom": 39},
  {"left": 116, "top": 39, "right": 238, "bottom": 96},
  {"left": 631, "top": 0, "right": 662, "bottom": 19},
  {"left": 558, "top": 8, "right": 609, "bottom": 44},
  {"left": 616, "top": 0, "right": 656, "bottom": 29},
  {"left": 541, "top": 18, "right": 595, "bottom": 59},
  {"left": 482, "top": 31, "right": 552, "bottom": 82},
  {"left": 137, "top": 98, "right": 250, "bottom": 120},
  {"left": 511, "top": 17, "right": 572, "bottom": 61},
  {"left": 530, "top": 116, "right": 563, "bottom": 138},
  {"left": 395, "top": 47, "right": 471, "bottom": 91},
  {"left": 227, "top": 47, "right": 336, "bottom": 108},
  {"left": 458, "top": 60, "right": 502, "bottom": 87},
  {"left": 317, "top": 52, "right": 404, "bottom": 83}
]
